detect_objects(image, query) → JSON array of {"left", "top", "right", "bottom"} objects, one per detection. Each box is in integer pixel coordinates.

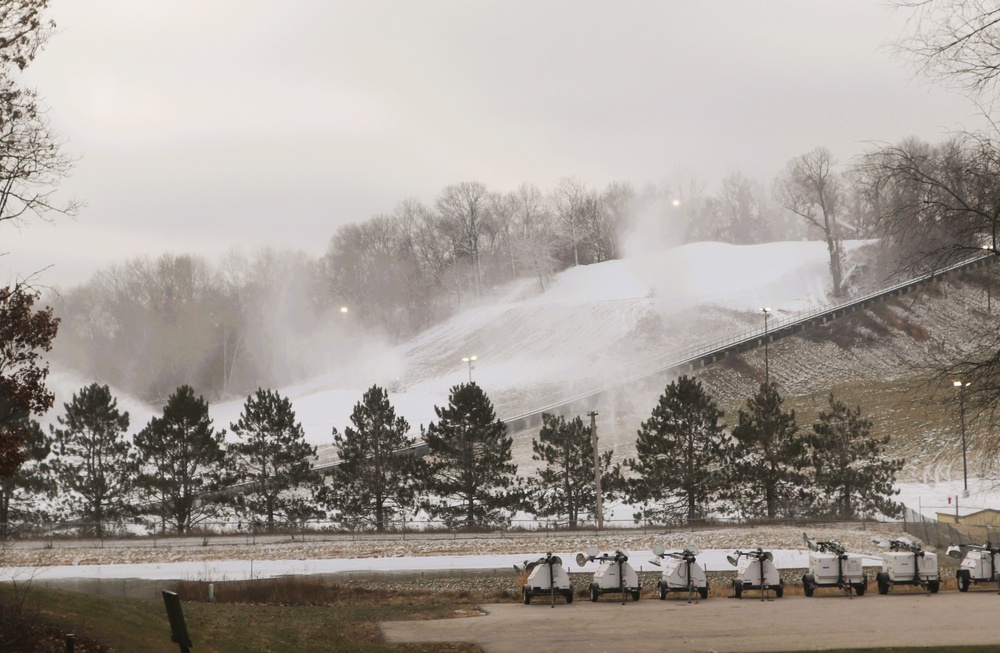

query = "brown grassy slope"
[{"left": 506, "top": 272, "right": 996, "bottom": 484}]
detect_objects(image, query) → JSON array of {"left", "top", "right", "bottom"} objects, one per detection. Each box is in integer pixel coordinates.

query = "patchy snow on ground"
[
  {"left": 27, "top": 236, "right": 1000, "bottom": 578},
  {"left": 0, "top": 523, "right": 903, "bottom": 582}
]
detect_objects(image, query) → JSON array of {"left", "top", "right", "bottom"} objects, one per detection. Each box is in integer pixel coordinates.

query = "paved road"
[{"left": 380, "top": 591, "right": 1000, "bottom": 652}]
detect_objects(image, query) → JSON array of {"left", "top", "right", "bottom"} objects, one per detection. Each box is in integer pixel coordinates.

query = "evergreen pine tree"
[
  {"left": 0, "top": 410, "right": 55, "bottom": 538},
  {"left": 229, "top": 388, "right": 320, "bottom": 532},
  {"left": 527, "top": 413, "right": 613, "bottom": 528},
  {"left": 422, "top": 383, "right": 520, "bottom": 529},
  {"left": 51, "top": 383, "right": 135, "bottom": 537},
  {"left": 327, "top": 384, "right": 425, "bottom": 531},
  {"left": 0, "top": 285, "right": 59, "bottom": 477},
  {"left": 134, "top": 385, "right": 228, "bottom": 534},
  {"left": 624, "top": 376, "right": 729, "bottom": 523},
  {"left": 809, "top": 393, "right": 904, "bottom": 518},
  {"left": 729, "top": 382, "right": 810, "bottom": 519}
]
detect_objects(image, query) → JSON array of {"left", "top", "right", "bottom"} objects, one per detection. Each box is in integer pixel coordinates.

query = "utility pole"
[
  {"left": 954, "top": 380, "right": 970, "bottom": 498},
  {"left": 761, "top": 307, "right": 771, "bottom": 385},
  {"left": 588, "top": 411, "right": 603, "bottom": 530}
]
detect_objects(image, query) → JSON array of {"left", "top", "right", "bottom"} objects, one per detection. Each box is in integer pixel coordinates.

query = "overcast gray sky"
[{"left": 0, "top": 0, "right": 985, "bottom": 289}]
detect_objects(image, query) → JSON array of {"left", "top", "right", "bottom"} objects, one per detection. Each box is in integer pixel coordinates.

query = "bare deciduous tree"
[
  {"left": 774, "top": 147, "right": 846, "bottom": 297},
  {"left": 717, "top": 172, "right": 770, "bottom": 244},
  {"left": 436, "top": 182, "right": 493, "bottom": 297},
  {"left": 895, "top": 0, "right": 1000, "bottom": 109},
  {"left": 0, "top": 1, "right": 77, "bottom": 245}
]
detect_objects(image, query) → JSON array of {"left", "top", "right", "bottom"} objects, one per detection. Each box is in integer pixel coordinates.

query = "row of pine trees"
[{"left": 1, "top": 376, "right": 903, "bottom": 537}]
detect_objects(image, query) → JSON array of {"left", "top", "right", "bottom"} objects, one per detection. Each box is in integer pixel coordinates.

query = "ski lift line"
[{"left": 499, "top": 251, "right": 992, "bottom": 425}]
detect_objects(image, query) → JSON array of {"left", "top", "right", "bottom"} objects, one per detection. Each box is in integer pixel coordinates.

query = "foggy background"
[{"left": 0, "top": 0, "right": 983, "bottom": 289}]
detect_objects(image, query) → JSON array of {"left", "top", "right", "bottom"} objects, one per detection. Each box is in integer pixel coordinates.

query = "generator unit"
[
  {"left": 577, "top": 547, "right": 641, "bottom": 603},
  {"left": 873, "top": 537, "right": 939, "bottom": 594},
  {"left": 946, "top": 542, "right": 1000, "bottom": 592},
  {"left": 516, "top": 552, "right": 574, "bottom": 605},
  {"left": 649, "top": 544, "right": 708, "bottom": 600},
  {"left": 728, "top": 548, "right": 783, "bottom": 598},
  {"left": 802, "top": 533, "right": 867, "bottom": 597}
]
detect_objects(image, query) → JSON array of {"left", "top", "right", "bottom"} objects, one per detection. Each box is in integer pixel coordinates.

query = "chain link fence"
[{"left": 902, "top": 506, "right": 998, "bottom": 549}]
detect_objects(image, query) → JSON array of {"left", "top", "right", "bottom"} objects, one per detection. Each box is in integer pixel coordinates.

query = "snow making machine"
[
  {"left": 648, "top": 544, "right": 709, "bottom": 601},
  {"left": 515, "top": 552, "right": 574, "bottom": 606},
  {"left": 873, "top": 537, "right": 939, "bottom": 594},
  {"left": 728, "top": 548, "right": 784, "bottom": 599},
  {"left": 947, "top": 542, "right": 1000, "bottom": 592},
  {"left": 802, "top": 533, "right": 868, "bottom": 597},
  {"left": 576, "top": 547, "right": 641, "bottom": 603}
]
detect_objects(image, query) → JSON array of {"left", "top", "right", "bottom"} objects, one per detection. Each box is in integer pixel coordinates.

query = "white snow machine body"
[
  {"left": 649, "top": 544, "right": 708, "bottom": 600},
  {"left": 728, "top": 548, "right": 783, "bottom": 598},
  {"left": 947, "top": 542, "right": 1000, "bottom": 592},
  {"left": 577, "top": 548, "right": 641, "bottom": 602},
  {"left": 873, "top": 537, "right": 939, "bottom": 594},
  {"left": 517, "top": 552, "right": 574, "bottom": 605},
  {"left": 802, "top": 533, "right": 867, "bottom": 597}
]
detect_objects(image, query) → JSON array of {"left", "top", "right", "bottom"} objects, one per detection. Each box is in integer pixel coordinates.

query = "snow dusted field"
[
  {"left": 1, "top": 523, "right": 905, "bottom": 583},
  {"left": 25, "top": 238, "right": 1000, "bottom": 589}
]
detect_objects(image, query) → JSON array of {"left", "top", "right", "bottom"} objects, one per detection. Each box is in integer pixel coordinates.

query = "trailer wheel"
[
  {"left": 658, "top": 583, "right": 667, "bottom": 600},
  {"left": 802, "top": 575, "right": 814, "bottom": 597},
  {"left": 876, "top": 572, "right": 889, "bottom": 595},
  {"left": 589, "top": 585, "right": 599, "bottom": 602},
  {"left": 631, "top": 589, "right": 641, "bottom": 602},
  {"left": 957, "top": 570, "right": 971, "bottom": 592},
  {"left": 928, "top": 580, "right": 940, "bottom": 594},
  {"left": 853, "top": 582, "right": 866, "bottom": 596},
  {"left": 523, "top": 588, "right": 531, "bottom": 605},
  {"left": 699, "top": 585, "right": 709, "bottom": 600},
  {"left": 733, "top": 581, "right": 742, "bottom": 599},
  {"left": 565, "top": 590, "right": 574, "bottom": 604}
]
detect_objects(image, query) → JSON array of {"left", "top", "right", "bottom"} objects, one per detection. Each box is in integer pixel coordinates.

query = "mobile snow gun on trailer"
[
  {"left": 648, "top": 544, "right": 708, "bottom": 600},
  {"left": 727, "top": 548, "right": 783, "bottom": 598},
  {"left": 802, "top": 533, "right": 867, "bottom": 597},
  {"left": 947, "top": 542, "right": 1000, "bottom": 592},
  {"left": 516, "top": 552, "right": 573, "bottom": 605},
  {"left": 577, "top": 548, "right": 641, "bottom": 603},
  {"left": 873, "top": 537, "right": 939, "bottom": 594}
]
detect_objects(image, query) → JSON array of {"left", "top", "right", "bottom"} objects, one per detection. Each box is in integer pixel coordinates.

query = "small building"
[{"left": 936, "top": 508, "right": 1000, "bottom": 527}]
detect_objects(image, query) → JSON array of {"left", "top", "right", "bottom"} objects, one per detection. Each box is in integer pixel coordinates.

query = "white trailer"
[
  {"left": 649, "top": 544, "right": 708, "bottom": 600},
  {"left": 946, "top": 542, "right": 1000, "bottom": 592},
  {"left": 516, "top": 552, "right": 574, "bottom": 605},
  {"left": 728, "top": 548, "right": 783, "bottom": 599},
  {"left": 577, "top": 548, "right": 641, "bottom": 603},
  {"left": 873, "top": 537, "right": 939, "bottom": 594},
  {"left": 802, "top": 533, "right": 867, "bottom": 597}
]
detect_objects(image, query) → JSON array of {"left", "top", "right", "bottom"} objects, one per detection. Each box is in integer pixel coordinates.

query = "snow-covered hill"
[
  {"left": 40, "top": 238, "right": 998, "bottom": 517},
  {"left": 207, "top": 239, "right": 867, "bottom": 444}
]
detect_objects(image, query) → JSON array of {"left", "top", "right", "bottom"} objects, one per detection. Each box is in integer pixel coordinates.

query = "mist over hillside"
[
  {"left": 40, "top": 237, "right": 995, "bottom": 518},
  {"left": 46, "top": 238, "right": 872, "bottom": 442}
]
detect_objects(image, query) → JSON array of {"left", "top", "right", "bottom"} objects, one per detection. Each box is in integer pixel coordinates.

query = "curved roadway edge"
[{"left": 380, "top": 592, "right": 1000, "bottom": 652}]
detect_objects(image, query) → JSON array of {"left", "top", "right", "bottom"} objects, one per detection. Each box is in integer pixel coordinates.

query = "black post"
[
  {"left": 548, "top": 557, "right": 555, "bottom": 608},
  {"left": 65, "top": 634, "right": 74, "bottom": 653},
  {"left": 162, "top": 590, "right": 193, "bottom": 653},
  {"left": 686, "top": 557, "right": 694, "bottom": 603},
  {"left": 759, "top": 554, "right": 766, "bottom": 601},
  {"left": 618, "top": 554, "right": 626, "bottom": 605}
]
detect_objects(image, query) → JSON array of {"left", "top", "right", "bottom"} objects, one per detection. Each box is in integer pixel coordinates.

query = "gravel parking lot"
[{"left": 380, "top": 591, "right": 1000, "bottom": 653}]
